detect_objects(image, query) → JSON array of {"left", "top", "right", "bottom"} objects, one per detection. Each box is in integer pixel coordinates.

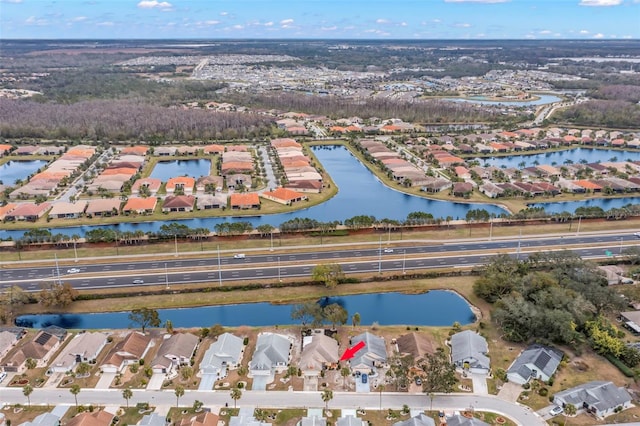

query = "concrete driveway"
[
  {"left": 497, "top": 381, "right": 523, "bottom": 402},
  {"left": 95, "top": 372, "right": 116, "bottom": 389},
  {"left": 470, "top": 373, "right": 488, "bottom": 395},
  {"left": 198, "top": 373, "right": 217, "bottom": 391},
  {"left": 147, "top": 374, "right": 166, "bottom": 390}
]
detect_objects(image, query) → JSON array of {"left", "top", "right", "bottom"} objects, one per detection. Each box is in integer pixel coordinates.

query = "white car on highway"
[{"left": 67, "top": 268, "right": 80, "bottom": 274}]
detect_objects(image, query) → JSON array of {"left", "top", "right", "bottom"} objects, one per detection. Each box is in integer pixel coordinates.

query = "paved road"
[
  {"left": 0, "top": 388, "right": 545, "bottom": 425},
  {"left": 1, "top": 231, "right": 637, "bottom": 292}
]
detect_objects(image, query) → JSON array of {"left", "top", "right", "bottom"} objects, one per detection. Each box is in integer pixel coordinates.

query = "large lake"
[
  {"left": 150, "top": 159, "right": 211, "bottom": 181},
  {"left": 444, "top": 94, "right": 562, "bottom": 106},
  {"left": 482, "top": 148, "right": 640, "bottom": 169},
  {"left": 15, "top": 291, "right": 476, "bottom": 329},
  {"left": 0, "top": 160, "right": 48, "bottom": 185}
]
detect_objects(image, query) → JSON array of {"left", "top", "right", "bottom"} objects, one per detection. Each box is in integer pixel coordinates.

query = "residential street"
[{"left": 0, "top": 388, "right": 546, "bottom": 425}]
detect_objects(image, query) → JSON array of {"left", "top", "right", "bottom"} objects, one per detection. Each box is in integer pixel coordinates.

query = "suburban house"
[
  {"left": 166, "top": 176, "right": 195, "bottom": 195},
  {"left": 49, "top": 332, "right": 109, "bottom": 373},
  {"left": 4, "top": 202, "right": 51, "bottom": 221},
  {"left": 230, "top": 193, "right": 260, "bottom": 210},
  {"left": 48, "top": 201, "right": 87, "bottom": 219},
  {"left": 178, "top": 412, "right": 219, "bottom": 426},
  {"left": 0, "top": 327, "right": 25, "bottom": 361},
  {"left": 393, "top": 413, "right": 436, "bottom": 426},
  {"left": 395, "top": 332, "right": 435, "bottom": 359},
  {"left": 260, "top": 187, "right": 308, "bottom": 205},
  {"left": 199, "top": 332, "right": 245, "bottom": 382},
  {"left": 349, "top": 332, "right": 387, "bottom": 374},
  {"left": 196, "top": 193, "right": 227, "bottom": 210},
  {"left": 553, "top": 381, "right": 633, "bottom": 418},
  {"left": 122, "top": 197, "right": 157, "bottom": 215},
  {"left": 162, "top": 195, "right": 195, "bottom": 212},
  {"left": 229, "top": 407, "right": 270, "bottom": 426},
  {"left": 21, "top": 412, "right": 62, "bottom": 426},
  {"left": 445, "top": 414, "right": 489, "bottom": 426},
  {"left": 249, "top": 332, "right": 292, "bottom": 377},
  {"left": 66, "top": 410, "right": 114, "bottom": 426},
  {"left": 299, "top": 333, "right": 339, "bottom": 384},
  {"left": 450, "top": 330, "right": 490, "bottom": 374},
  {"left": 151, "top": 333, "right": 199, "bottom": 374},
  {"left": 196, "top": 175, "right": 224, "bottom": 193},
  {"left": 101, "top": 331, "right": 152, "bottom": 373},
  {"left": 131, "top": 178, "right": 162, "bottom": 196},
  {"left": 507, "top": 344, "right": 563, "bottom": 385},
  {"left": 85, "top": 199, "right": 121, "bottom": 217},
  {"left": 2, "top": 327, "right": 67, "bottom": 372}
]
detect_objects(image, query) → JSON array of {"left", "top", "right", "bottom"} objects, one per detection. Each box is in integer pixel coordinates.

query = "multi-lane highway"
[{"left": 1, "top": 231, "right": 637, "bottom": 292}]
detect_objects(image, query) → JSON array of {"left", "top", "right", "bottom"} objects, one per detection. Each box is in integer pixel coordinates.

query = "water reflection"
[{"left": 16, "top": 291, "right": 476, "bottom": 329}]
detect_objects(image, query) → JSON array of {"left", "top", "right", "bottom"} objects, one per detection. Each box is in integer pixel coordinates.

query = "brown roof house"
[
  {"left": 452, "top": 182, "right": 474, "bottom": 198},
  {"left": 151, "top": 333, "right": 199, "bottom": 374},
  {"left": 66, "top": 411, "right": 114, "bottom": 426},
  {"left": 101, "top": 331, "right": 152, "bottom": 373},
  {"left": 299, "top": 333, "right": 339, "bottom": 389},
  {"left": 4, "top": 202, "right": 51, "bottom": 221},
  {"left": 85, "top": 199, "right": 121, "bottom": 217},
  {"left": 131, "top": 178, "right": 162, "bottom": 196},
  {"left": 230, "top": 193, "right": 260, "bottom": 210},
  {"left": 260, "top": 187, "right": 308, "bottom": 205},
  {"left": 395, "top": 332, "right": 435, "bottom": 359},
  {"left": 179, "top": 412, "right": 219, "bottom": 426},
  {"left": 162, "top": 195, "right": 195, "bottom": 212},
  {"left": 49, "top": 331, "right": 109, "bottom": 373},
  {"left": 2, "top": 328, "right": 66, "bottom": 373},
  {"left": 48, "top": 201, "right": 87, "bottom": 219}
]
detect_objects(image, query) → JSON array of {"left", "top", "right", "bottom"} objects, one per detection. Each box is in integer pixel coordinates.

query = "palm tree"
[
  {"left": 23, "top": 384, "right": 33, "bottom": 407},
  {"left": 174, "top": 385, "right": 185, "bottom": 408},
  {"left": 70, "top": 384, "right": 81, "bottom": 408},
  {"left": 122, "top": 388, "right": 133, "bottom": 408},
  {"left": 230, "top": 387, "right": 242, "bottom": 408},
  {"left": 341, "top": 367, "right": 351, "bottom": 390},
  {"left": 321, "top": 389, "right": 333, "bottom": 410},
  {"left": 351, "top": 312, "right": 361, "bottom": 328}
]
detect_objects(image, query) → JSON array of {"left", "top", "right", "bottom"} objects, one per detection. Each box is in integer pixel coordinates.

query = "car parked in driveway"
[
  {"left": 549, "top": 406, "right": 563, "bottom": 416},
  {"left": 414, "top": 376, "right": 422, "bottom": 386}
]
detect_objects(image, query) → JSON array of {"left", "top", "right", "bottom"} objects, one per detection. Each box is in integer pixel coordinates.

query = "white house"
[
  {"left": 450, "top": 330, "right": 489, "bottom": 374},
  {"left": 553, "top": 381, "right": 633, "bottom": 419}
]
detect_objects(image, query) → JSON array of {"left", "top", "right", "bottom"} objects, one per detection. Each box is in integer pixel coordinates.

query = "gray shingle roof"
[
  {"left": 350, "top": 332, "right": 387, "bottom": 370},
  {"left": 249, "top": 333, "right": 291, "bottom": 371},
  {"left": 445, "top": 414, "right": 490, "bottom": 426},
  {"left": 450, "top": 330, "right": 489, "bottom": 370},
  {"left": 507, "top": 344, "right": 563, "bottom": 383},
  {"left": 554, "top": 381, "right": 632, "bottom": 413},
  {"left": 393, "top": 413, "right": 436, "bottom": 426},
  {"left": 200, "top": 332, "right": 244, "bottom": 375}
]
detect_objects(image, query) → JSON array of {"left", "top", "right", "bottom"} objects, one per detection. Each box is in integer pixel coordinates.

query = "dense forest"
[
  {"left": 228, "top": 92, "right": 510, "bottom": 124},
  {"left": 0, "top": 99, "right": 274, "bottom": 141},
  {"left": 550, "top": 99, "right": 640, "bottom": 129}
]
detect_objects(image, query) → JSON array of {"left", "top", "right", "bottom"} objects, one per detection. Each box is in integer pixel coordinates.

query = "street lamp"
[
  {"left": 164, "top": 263, "right": 169, "bottom": 290},
  {"left": 217, "top": 245, "right": 222, "bottom": 287},
  {"left": 489, "top": 220, "right": 493, "bottom": 241},
  {"left": 402, "top": 250, "right": 406, "bottom": 275},
  {"left": 278, "top": 256, "right": 282, "bottom": 282},
  {"left": 378, "top": 236, "right": 382, "bottom": 275},
  {"left": 516, "top": 229, "right": 522, "bottom": 260},
  {"left": 270, "top": 232, "right": 274, "bottom": 252},
  {"left": 174, "top": 234, "right": 178, "bottom": 257}
]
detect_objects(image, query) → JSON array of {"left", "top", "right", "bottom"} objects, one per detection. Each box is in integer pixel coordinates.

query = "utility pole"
[
  {"left": 270, "top": 232, "right": 274, "bottom": 252},
  {"left": 165, "top": 263, "right": 169, "bottom": 290},
  {"left": 402, "top": 250, "right": 406, "bottom": 275},
  {"left": 516, "top": 230, "right": 522, "bottom": 260},
  {"left": 489, "top": 220, "right": 493, "bottom": 241},
  {"left": 73, "top": 239, "right": 78, "bottom": 263},
  {"left": 576, "top": 216, "right": 582, "bottom": 235},
  {"left": 217, "top": 245, "right": 222, "bottom": 286},
  {"left": 174, "top": 234, "right": 178, "bottom": 257},
  {"left": 378, "top": 236, "right": 382, "bottom": 275},
  {"left": 54, "top": 254, "right": 62, "bottom": 285},
  {"left": 278, "top": 257, "right": 282, "bottom": 282}
]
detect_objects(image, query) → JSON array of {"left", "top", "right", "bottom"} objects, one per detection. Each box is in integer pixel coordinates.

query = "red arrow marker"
[{"left": 340, "top": 340, "right": 366, "bottom": 361}]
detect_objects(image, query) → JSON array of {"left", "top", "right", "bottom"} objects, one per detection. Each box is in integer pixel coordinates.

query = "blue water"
[
  {"left": 15, "top": 291, "right": 476, "bottom": 329},
  {"left": 0, "top": 146, "right": 507, "bottom": 239},
  {"left": 444, "top": 94, "right": 562, "bottom": 106},
  {"left": 530, "top": 197, "right": 640, "bottom": 214},
  {"left": 481, "top": 148, "right": 640, "bottom": 169},
  {"left": 149, "top": 159, "right": 211, "bottom": 181},
  {"left": 0, "top": 160, "right": 48, "bottom": 185}
]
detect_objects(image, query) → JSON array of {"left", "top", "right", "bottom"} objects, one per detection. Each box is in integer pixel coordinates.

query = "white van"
[{"left": 233, "top": 253, "right": 246, "bottom": 259}]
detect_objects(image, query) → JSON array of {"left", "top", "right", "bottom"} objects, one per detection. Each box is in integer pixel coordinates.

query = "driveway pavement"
[
  {"left": 470, "top": 373, "right": 488, "bottom": 395},
  {"left": 95, "top": 373, "right": 116, "bottom": 389},
  {"left": 147, "top": 374, "right": 166, "bottom": 390},
  {"left": 497, "top": 382, "right": 522, "bottom": 403}
]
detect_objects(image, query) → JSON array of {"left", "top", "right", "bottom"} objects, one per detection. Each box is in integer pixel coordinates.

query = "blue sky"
[{"left": 1, "top": 0, "right": 638, "bottom": 40}]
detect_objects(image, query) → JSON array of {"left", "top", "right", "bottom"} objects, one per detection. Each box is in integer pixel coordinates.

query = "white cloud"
[
  {"left": 1, "top": 0, "right": 24, "bottom": 3},
  {"left": 539, "top": 30, "right": 552, "bottom": 34},
  {"left": 400, "top": 22, "right": 408, "bottom": 26},
  {"left": 321, "top": 26, "right": 338, "bottom": 31},
  {"left": 579, "top": 29, "right": 589, "bottom": 34},
  {"left": 204, "top": 20, "right": 220, "bottom": 26},
  {"left": 97, "top": 21, "right": 115, "bottom": 26},
  {"left": 232, "top": 24, "right": 244, "bottom": 30},
  {"left": 579, "top": 0, "right": 622, "bottom": 6},
  {"left": 592, "top": 32, "right": 605, "bottom": 38},
  {"left": 453, "top": 22, "right": 472, "bottom": 27},
  {"left": 376, "top": 18, "right": 389, "bottom": 24},
  {"left": 70, "top": 16, "right": 87, "bottom": 22},
  {"left": 280, "top": 18, "right": 294, "bottom": 25},
  {"left": 219, "top": 11, "right": 228, "bottom": 16},
  {"left": 264, "top": 21, "right": 274, "bottom": 26},
  {"left": 444, "top": 0, "right": 510, "bottom": 3},
  {"left": 137, "top": 0, "right": 172, "bottom": 10},
  {"left": 25, "top": 16, "right": 48, "bottom": 25}
]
